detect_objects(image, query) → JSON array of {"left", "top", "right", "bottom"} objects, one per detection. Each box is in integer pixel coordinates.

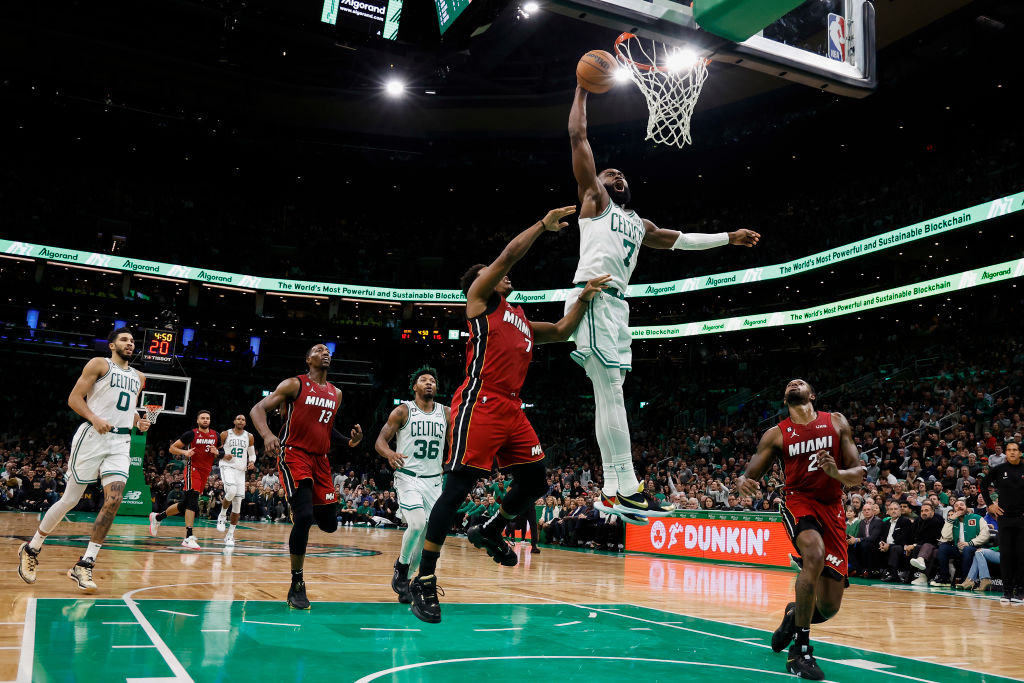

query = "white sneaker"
[
  {"left": 223, "top": 534, "right": 235, "bottom": 547},
  {"left": 911, "top": 575, "right": 928, "bottom": 586},
  {"left": 149, "top": 512, "right": 161, "bottom": 536},
  {"left": 909, "top": 557, "right": 926, "bottom": 571},
  {"left": 67, "top": 560, "right": 97, "bottom": 591},
  {"left": 181, "top": 536, "right": 201, "bottom": 551},
  {"left": 216, "top": 515, "right": 227, "bottom": 532}
]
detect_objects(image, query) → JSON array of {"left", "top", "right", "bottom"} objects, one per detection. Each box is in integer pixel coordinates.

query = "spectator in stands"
[
  {"left": 909, "top": 501, "right": 945, "bottom": 585},
  {"left": 879, "top": 501, "right": 915, "bottom": 582},
  {"left": 242, "top": 483, "right": 263, "bottom": 520},
  {"left": 849, "top": 501, "right": 884, "bottom": 577},
  {"left": 538, "top": 496, "right": 561, "bottom": 543},
  {"left": 930, "top": 498, "right": 990, "bottom": 586}
]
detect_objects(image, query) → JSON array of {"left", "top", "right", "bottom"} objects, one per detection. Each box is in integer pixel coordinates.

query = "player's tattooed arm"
[
  {"left": 374, "top": 405, "right": 408, "bottom": 469},
  {"left": 818, "top": 412, "right": 866, "bottom": 486},
  {"left": 68, "top": 357, "right": 115, "bottom": 433},
  {"left": 249, "top": 377, "right": 301, "bottom": 457},
  {"left": 737, "top": 427, "right": 782, "bottom": 497}
]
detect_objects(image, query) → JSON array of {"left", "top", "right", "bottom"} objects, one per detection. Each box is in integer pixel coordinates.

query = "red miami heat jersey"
[
  {"left": 180, "top": 428, "right": 220, "bottom": 468},
  {"left": 778, "top": 411, "right": 843, "bottom": 503},
  {"left": 280, "top": 374, "right": 340, "bottom": 455},
  {"left": 463, "top": 295, "right": 533, "bottom": 394}
]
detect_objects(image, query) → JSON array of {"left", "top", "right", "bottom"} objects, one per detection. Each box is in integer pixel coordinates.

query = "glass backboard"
[{"left": 547, "top": 0, "right": 876, "bottom": 97}]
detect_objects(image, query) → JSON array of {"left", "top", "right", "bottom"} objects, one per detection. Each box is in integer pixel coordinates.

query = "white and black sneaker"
[
  {"left": 17, "top": 543, "right": 39, "bottom": 584},
  {"left": 67, "top": 558, "right": 97, "bottom": 592}
]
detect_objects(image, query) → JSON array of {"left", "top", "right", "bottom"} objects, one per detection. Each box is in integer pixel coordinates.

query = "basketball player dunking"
[
  {"left": 407, "top": 206, "right": 611, "bottom": 624},
  {"left": 18, "top": 328, "right": 149, "bottom": 591},
  {"left": 150, "top": 410, "right": 221, "bottom": 550},
  {"left": 249, "top": 343, "right": 363, "bottom": 609},
  {"left": 737, "top": 379, "right": 866, "bottom": 681},
  {"left": 375, "top": 366, "right": 449, "bottom": 603},
  {"left": 216, "top": 414, "right": 256, "bottom": 546},
  {"left": 569, "top": 86, "right": 760, "bottom": 520}
]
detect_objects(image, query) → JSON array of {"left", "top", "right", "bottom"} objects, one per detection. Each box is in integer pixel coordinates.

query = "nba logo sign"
[{"left": 827, "top": 13, "right": 846, "bottom": 62}]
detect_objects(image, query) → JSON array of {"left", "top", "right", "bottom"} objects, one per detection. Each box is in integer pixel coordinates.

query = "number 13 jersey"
[
  {"left": 778, "top": 411, "right": 843, "bottom": 504},
  {"left": 396, "top": 401, "right": 447, "bottom": 477},
  {"left": 572, "top": 199, "right": 643, "bottom": 293},
  {"left": 280, "top": 374, "right": 339, "bottom": 456}
]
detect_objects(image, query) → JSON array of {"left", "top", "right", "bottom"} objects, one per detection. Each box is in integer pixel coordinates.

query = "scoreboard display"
[
  {"left": 435, "top": 0, "right": 471, "bottom": 35},
  {"left": 142, "top": 329, "right": 176, "bottom": 365}
]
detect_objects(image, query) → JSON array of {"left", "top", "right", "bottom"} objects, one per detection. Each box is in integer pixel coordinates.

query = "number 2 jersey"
[
  {"left": 778, "top": 411, "right": 843, "bottom": 504},
  {"left": 280, "top": 374, "right": 340, "bottom": 456},
  {"left": 572, "top": 199, "right": 643, "bottom": 293}
]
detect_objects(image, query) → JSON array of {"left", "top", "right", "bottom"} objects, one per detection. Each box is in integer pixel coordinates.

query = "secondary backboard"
[
  {"left": 547, "top": 0, "right": 876, "bottom": 97},
  {"left": 135, "top": 372, "right": 191, "bottom": 417}
]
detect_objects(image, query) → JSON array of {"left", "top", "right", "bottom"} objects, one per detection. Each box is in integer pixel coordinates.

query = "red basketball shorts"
[
  {"left": 447, "top": 385, "right": 544, "bottom": 472},
  {"left": 184, "top": 458, "right": 212, "bottom": 493},
  {"left": 279, "top": 447, "right": 336, "bottom": 506},
  {"left": 779, "top": 494, "right": 848, "bottom": 581}
]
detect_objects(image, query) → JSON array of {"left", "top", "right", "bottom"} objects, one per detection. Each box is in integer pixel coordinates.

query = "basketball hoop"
[
  {"left": 143, "top": 404, "right": 163, "bottom": 424},
  {"left": 614, "top": 32, "right": 710, "bottom": 149}
]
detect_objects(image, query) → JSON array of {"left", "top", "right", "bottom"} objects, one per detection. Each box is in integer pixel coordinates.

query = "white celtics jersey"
[
  {"left": 395, "top": 401, "right": 447, "bottom": 476},
  {"left": 572, "top": 199, "right": 645, "bottom": 293},
  {"left": 221, "top": 429, "right": 252, "bottom": 472},
  {"left": 89, "top": 359, "right": 143, "bottom": 429}
]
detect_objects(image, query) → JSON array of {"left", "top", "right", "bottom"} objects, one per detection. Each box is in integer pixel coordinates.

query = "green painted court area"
[{"left": 30, "top": 599, "right": 1014, "bottom": 683}]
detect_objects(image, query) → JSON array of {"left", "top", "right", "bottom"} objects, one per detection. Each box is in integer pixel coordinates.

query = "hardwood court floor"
[{"left": 2, "top": 510, "right": 1022, "bottom": 682}]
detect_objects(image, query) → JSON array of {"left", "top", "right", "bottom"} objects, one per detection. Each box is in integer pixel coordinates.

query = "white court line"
[
  {"left": 0, "top": 647, "right": 20, "bottom": 650},
  {"left": 735, "top": 637, "right": 763, "bottom": 641},
  {"left": 113, "top": 645, "right": 158, "bottom": 649},
  {"left": 630, "top": 627, "right": 652, "bottom": 631},
  {"left": 122, "top": 587, "right": 193, "bottom": 683},
  {"left": 474, "top": 627, "right": 522, "bottom": 632},
  {"left": 243, "top": 621, "right": 299, "bottom": 627},
  {"left": 15, "top": 598, "right": 35, "bottom": 683},
  {"left": 554, "top": 621, "right": 581, "bottom": 627},
  {"left": 200, "top": 630, "right": 229, "bottom": 633},
  {"left": 360, "top": 628, "right": 421, "bottom": 632},
  {"left": 158, "top": 611, "right": 197, "bottom": 618}
]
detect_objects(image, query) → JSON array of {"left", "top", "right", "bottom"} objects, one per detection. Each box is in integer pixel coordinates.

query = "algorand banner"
[{"left": 3, "top": 190, "right": 1021, "bottom": 304}]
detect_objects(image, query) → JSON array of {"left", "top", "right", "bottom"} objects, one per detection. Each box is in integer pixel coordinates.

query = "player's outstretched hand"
[
  {"left": 349, "top": 424, "right": 363, "bottom": 446},
  {"left": 388, "top": 451, "right": 406, "bottom": 469},
  {"left": 541, "top": 206, "right": 577, "bottom": 232},
  {"left": 736, "top": 475, "right": 760, "bottom": 498},
  {"left": 728, "top": 229, "right": 760, "bottom": 247},
  {"left": 578, "top": 274, "right": 613, "bottom": 301},
  {"left": 262, "top": 436, "right": 281, "bottom": 458},
  {"left": 137, "top": 419, "right": 151, "bottom": 433},
  {"left": 817, "top": 450, "right": 839, "bottom": 478}
]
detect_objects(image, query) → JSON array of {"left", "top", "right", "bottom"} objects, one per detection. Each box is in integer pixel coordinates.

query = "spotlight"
[
  {"left": 665, "top": 48, "right": 698, "bottom": 72},
  {"left": 614, "top": 68, "right": 631, "bottom": 82},
  {"left": 385, "top": 78, "right": 405, "bottom": 96},
  {"left": 523, "top": 1, "right": 539, "bottom": 12}
]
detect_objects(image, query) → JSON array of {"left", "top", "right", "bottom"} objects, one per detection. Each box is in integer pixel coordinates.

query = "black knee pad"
[
  {"left": 500, "top": 460, "right": 548, "bottom": 512},
  {"left": 183, "top": 490, "right": 200, "bottom": 514},
  {"left": 424, "top": 468, "right": 477, "bottom": 546},
  {"left": 314, "top": 503, "right": 338, "bottom": 533},
  {"left": 290, "top": 482, "right": 314, "bottom": 528}
]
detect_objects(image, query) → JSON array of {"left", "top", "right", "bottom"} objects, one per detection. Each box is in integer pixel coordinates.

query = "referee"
[{"left": 980, "top": 441, "right": 1024, "bottom": 604}]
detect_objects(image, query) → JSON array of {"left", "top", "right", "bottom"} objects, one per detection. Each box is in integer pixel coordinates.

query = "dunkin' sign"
[{"left": 625, "top": 513, "right": 794, "bottom": 567}]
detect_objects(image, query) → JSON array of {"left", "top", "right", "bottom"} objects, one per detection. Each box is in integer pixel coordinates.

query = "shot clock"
[{"left": 142, "top": 328, "right": 177, "bottom": 365}]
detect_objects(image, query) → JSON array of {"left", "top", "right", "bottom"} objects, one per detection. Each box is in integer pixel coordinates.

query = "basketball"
[{"left": 576, "top": 49, "right": 617, "bottom": 94}]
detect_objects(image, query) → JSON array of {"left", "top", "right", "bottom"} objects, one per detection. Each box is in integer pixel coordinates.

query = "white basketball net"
[
  {"left": 614, "top": 32, "right": 710, "bottom": 149},
  {"left": 143, "top": 404, "right": 163, "bottom": 424}
]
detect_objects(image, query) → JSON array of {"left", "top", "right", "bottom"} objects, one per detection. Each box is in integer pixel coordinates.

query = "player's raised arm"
[
  {"left": 466, "top": 207, "right": 576, "bottom": 316},
  {"left": 569, "top": 87, "right": 606, "bottom": 215},
  {"left": 249, "top": 377, "right": 300, "bottom": 457},
  {"left": 532, "top": 274, "right": 612, "bottom": 344},
  {"left": 375, "top": 404, "right": 409, "bottom": 469},
  {"left": 817, "top": 413, "right": 867, "bottom": 487},
  {"left": 641, "top": 217, "right": 760, "bottom": 251},
  {"left": 737, "top": 426, "right": 782, "bottom": 497},
  {"left": 67, "top": 357, "right": 116, "bottom": 433}
]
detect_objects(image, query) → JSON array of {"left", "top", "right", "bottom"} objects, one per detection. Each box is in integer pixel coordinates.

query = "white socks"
[
  {"left": 83, "top": 542, "right": 102, "bottom": 562},
  {"left": 399, "top": 507, "right": 427, "bottom": 574},
  {"left": 584, "top": 356, "right": 640, "bottom": 496}
]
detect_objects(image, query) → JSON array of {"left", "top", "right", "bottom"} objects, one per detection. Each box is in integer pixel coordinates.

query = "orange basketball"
[{"left": 576, "top": 49, "right": 617, "bottom": 94}]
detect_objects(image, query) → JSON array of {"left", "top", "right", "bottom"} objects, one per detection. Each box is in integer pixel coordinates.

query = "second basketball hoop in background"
[{"left": 576, "top": 49, "right": 617, "bottom": 94}]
